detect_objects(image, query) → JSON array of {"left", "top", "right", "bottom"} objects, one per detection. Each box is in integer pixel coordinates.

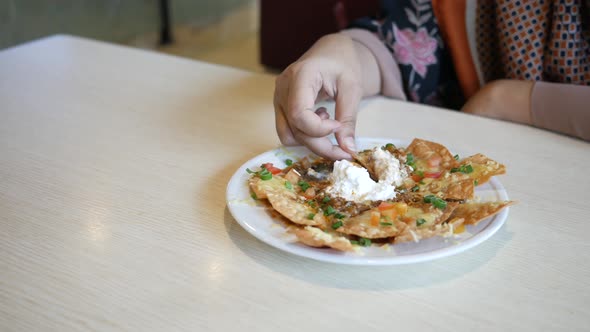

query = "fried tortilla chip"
[
  {"left": 335, "top": 208, "right": 406, "bottom": 239},
  {"left": 336, "top": 201, "right": 457, "bottom": 239},
  {"left": 422, "top": 174, "right": 475, "bottom": 200},
  {"left": 291, "top": 226, "right": 356, "bottom": 252},
  {"left": 394, "top": 217, "right": 465, "bottom": 244},
  {"left": 406, "top": 138, "right": 459, "bottom": 171},
  {"left": 459, "top": 154, "right": 506, "bottom": 185},
  {"left": 266, "top": 192, "right": 326, "bottom": 226},
  {"left": 249, "top": 176, "right": 285, "bottom": 199},
  {"left": 449, "top": 201, "right": 515, "bottom": 225}
]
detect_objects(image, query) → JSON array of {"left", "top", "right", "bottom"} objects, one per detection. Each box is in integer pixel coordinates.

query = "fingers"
[
  {"left": 285, "top": 69, "right": 341, "bottom": 137},
  {"left": 274, "top": 104, "right": 297, "bottom": 145},
  {"left": 334, "top": 77, "right": 362, "bottom": 154},
  {"left": 292, "top": 130, "right": 352, "bottom": 160},
  {"left": 315, "top": 107, "right": 330, "bottom": 120}
]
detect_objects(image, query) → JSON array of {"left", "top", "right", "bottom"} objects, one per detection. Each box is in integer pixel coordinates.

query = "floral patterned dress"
[{"left": 350, "top": 0, "right": 458, "bottom": 106}]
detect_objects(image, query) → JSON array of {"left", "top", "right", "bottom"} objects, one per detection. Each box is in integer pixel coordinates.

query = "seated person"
[{"left": 273, "top": 0, "right": 590, "bottom": 159}]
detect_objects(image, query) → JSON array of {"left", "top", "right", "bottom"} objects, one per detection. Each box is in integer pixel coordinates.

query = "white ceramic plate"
[{"left": 226, "top": 138, "right": 510, "bottom": 265}]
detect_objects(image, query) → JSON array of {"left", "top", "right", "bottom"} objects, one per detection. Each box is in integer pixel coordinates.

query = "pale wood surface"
[{"left": 1, "top": 35, "right": 589, "bottom": 332}]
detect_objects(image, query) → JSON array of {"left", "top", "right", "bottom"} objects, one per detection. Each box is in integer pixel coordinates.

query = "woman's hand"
[{"left": 274, "top": 33, "right": 381, "bottom": 160}]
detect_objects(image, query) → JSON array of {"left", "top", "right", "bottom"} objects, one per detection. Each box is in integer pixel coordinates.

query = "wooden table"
[{"left": 1, "top": 35, "right": 589, "bottom": 331}]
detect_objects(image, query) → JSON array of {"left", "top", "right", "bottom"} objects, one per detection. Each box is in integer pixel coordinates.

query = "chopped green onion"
[
  {"left": 259, "top": 169, "right": 272, "bottom": 180},
  {"left": 406, "top": 153, "right": 414, "bottom": 163},
  {"left": 419, "top": 180, "right": 425, "bottom": 185},
  {"left": 416, "top": 218, "right": 427, "bottom": 226},
  {"left": 246, "top": 168, "right": 256, "bottom": 174},
  {"left": 454, "top": 154, "right": 460, "bottom": 160},
  {"left": 411, "top": 185, "right": 420, "bottom": 192},
  {"left": 451, "top": 164, "right": 474, "bottom": 174},
  {"left": 358, "top": 238, "right": 372, "bottom": 247},
  {"left": 332, "top": 221, "right": 343, "bottom": 229},
  {"left": 386, "top": 143, "right": 395, "bottom": 149},
  {"left": 284, "top": 181, "right": 292, "bottom": 189},
  {"left": 322, "top": 196, "right": 331, "bottom": 203},
  {"left": 350, "top": 240, "right": 359, "bottom": 245},
  {"left": 423, "top": 195, "right": 435, "bottom": 203},
  {"left": 415, "top": 170, "right": 424, "bottom": 177},
  {"left": 423, "top": 195, "right": 447, "bottom": 209},
  {"left": 334, "top": 212, "right": 346, "bottom": 219},
  {"left": 474, "top": 180, "right": 479, "bottom": 186},
  {"left": 298, "top": 181, "right": 311, "bottom": 191},
  {"left": 307, "top": 200, "right": 317, "bottom": 208},
  {"left": 380, "top": 222, "right": 393, "bottom": 226},
  {"left": 432, "top": 199, "right": 447, "bottom": 209},
  {"left": 251, "top": 193, "right": 257, "bottom": 200},
  {"left": 285, "top": 159, "right": 293, "bottom": 166},
  {"left": 307, "top": 213, "right": 315, "bottom": 220},
  {"left": 323, "top": 206, "right": 336, "bottom": 216}
]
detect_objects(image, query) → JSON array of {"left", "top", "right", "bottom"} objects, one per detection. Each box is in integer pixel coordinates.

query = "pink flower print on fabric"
[{"left": 392, "top": 24, "right": 438, "bottom": 78}]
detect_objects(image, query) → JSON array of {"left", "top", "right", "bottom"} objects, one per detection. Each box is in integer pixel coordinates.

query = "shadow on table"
[{"left": 223, "top": 206, "right": 513, "bottom": 291}]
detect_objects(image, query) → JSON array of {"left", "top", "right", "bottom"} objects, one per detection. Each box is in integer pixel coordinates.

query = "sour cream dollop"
[
  {"left": 326, "top": 160, "right": 396, "bottom": 203},
  {"left": 371, "top": 148, "right": 409, "bottom": 187}
]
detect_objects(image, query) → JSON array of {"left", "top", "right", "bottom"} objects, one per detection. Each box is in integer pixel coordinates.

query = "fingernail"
[{"left": 343, "top": 137, "right": 356, "bottom": 152}]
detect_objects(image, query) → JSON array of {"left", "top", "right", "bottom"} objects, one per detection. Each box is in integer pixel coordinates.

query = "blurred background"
[{"left": 0, "top": 0, "right": 379, "bottom": 73}]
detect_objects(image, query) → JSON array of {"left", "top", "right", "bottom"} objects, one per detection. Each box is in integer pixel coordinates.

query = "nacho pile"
[{"left": 247, "top": 138, "right": 514, "bottom": 252}]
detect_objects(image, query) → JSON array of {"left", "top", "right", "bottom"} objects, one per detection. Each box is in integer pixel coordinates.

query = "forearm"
[{"left": 531, "top": 82, "right": 590, "bottom": 141}]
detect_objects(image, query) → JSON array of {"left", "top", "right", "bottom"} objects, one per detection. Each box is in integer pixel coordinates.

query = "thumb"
[{"left": 334, "top": 79, "right": 362, "bottom": 155}]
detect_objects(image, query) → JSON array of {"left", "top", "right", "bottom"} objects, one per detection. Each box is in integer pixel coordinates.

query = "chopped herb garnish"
[
  {"left": 380, "top": 222, "right": 393, "bottom": 226},
  {"left": 322, "top": 196, "right": 331, "bottom": 204},
  {"left": 416, "top": 218, "right": 427, "bottom": 226},
  {"left": 454, "top": 154, "right": 460, "bottom": 160},
  {"left": 423, "top": 195, "right": 447, "bottom": 209},
  {"left": 451, "top": 164, "right": 474, "bottom": 174},
  {"left": 307, "top": 213, "right": 316, "bottom": 220},
  {"left": 433, "top": 199, "right": 447, "bottom": 209},
  {"left": 247, "top": 167, "right": 272, "bottom": 180},
  {"left": 474, "top": 180, "right": 479, "bottom": 186},
  {"left": 259, "top": 168, "right": 272, "bottom": 180},
  {"left": 306, "top": 200, "right": 317, "bottom": 208},
  {"left": 284, "top": 181, "right": 292, "bottom": 189},
  {"left": 415, "top": 170, "right": 424, "bottom": 177},
  {"left": 358, "top": 237, "right": 372, "bottom": 247},
  {"left": 323, "top": 205, "right": 336, "bottom": 216},
  {"left": 285, "top": 159, "right": 293, "bottom": 166},
  {"left": 350, "top": 240, "right": 359, "bottom": 245},
  {"left": 423, "top": 194, "right": 435, "bottom": 203},
  {"left": 419, "top": 180, "right": 425, "bottom": 185},
  {"left": 406, "top": 153, "right": 414, "bottom": 163},
  {"left": 334, "top": 212, "right": 346, "bottom": 219},
  {"left": 332, "top": 221, "right": 343, "bottom": 229},
  {"left": 251, "top": 193, "right": 257, "bottom": 200},
  {"left": 298, "top": 180, "right": 311, "bottom": 191},
  {"left": 411, "top": 185, "right": 420, "bottom": 192}
]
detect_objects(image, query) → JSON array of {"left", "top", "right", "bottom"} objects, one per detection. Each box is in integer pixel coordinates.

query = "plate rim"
[{"left": 226, "top": 138, "right": 510, "bottom": 266}]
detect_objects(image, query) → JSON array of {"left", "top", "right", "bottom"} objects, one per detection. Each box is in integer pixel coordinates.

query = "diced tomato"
[
  {"left": 427, "top": 155, "right": 442, "bottom": 167},
  {"left": 262, "top": 163, "right": 282, "bottom": 175},
  {"left": 378, "top": 202, "right": 395, "bottom": 211},
  {"left": 424, "top": 171, "right": 442, "bottom": 179},
  {"left": 380, "top": 208, "right": 398, "bottom": 221},
  {"left": 411, "top": 174, "right": 423, "bottom": 182},
  {"left": 370, "top": 211, "right": 381, "bottom": 226}
]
